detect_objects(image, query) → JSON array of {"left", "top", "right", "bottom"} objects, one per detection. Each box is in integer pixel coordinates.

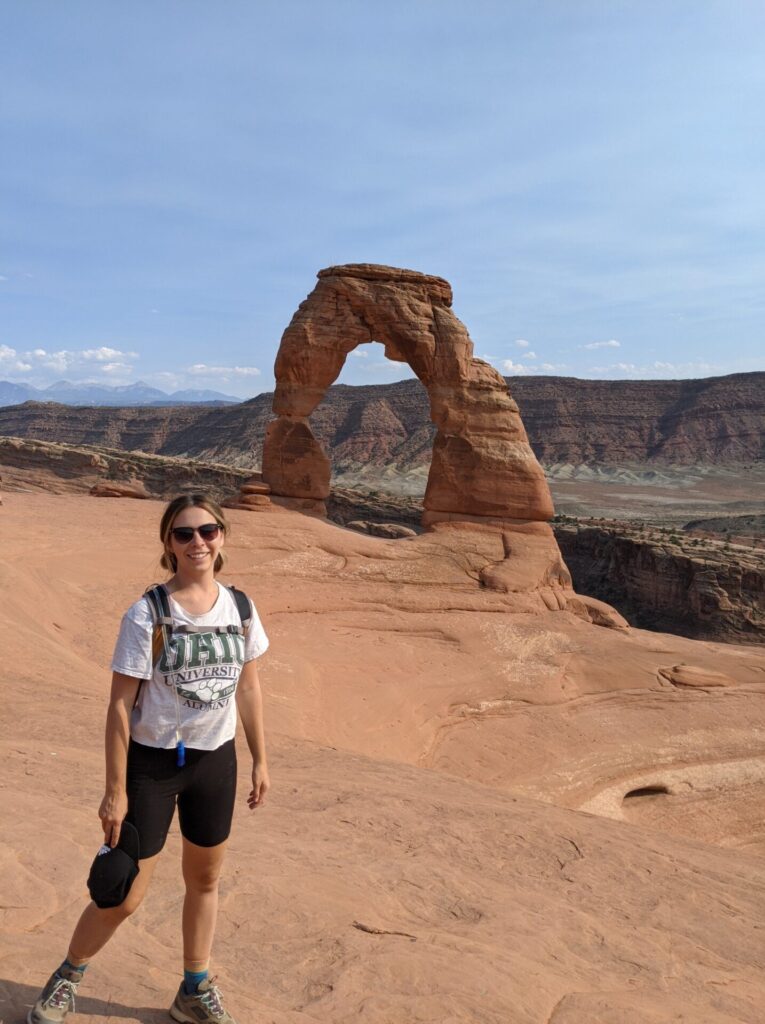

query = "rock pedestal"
[{"left": 262, "top": 263, "right": 554, "bottom": 524}]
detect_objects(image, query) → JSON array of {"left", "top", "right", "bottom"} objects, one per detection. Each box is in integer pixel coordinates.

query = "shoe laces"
[
  {"left": 47, "top": 975, "right": 78, "bottom": 1011},
  {"left": 198, "top": 978, "right": 225, "bottom": 1018}
]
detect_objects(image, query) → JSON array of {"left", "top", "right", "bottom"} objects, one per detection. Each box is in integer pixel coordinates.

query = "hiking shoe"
[
  {"left": 27, "top": 966, "right": 84, "bottom": 1023},
  {"left": 169, "top": 977, "right": 237, "bottom": 1023}
]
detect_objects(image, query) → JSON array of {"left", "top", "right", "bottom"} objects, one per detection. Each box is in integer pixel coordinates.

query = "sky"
[{"left": 1, "top": 1, "right": 764, "bottom": 399}]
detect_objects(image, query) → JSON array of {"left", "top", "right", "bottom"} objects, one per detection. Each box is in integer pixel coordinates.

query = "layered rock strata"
[
  {"left": 262, "top": 264, "right": 553, "bottom": 525},
  {"left": 555, "top": 520, "right": 765, "bottom": 643},
  {"left": 0, "top": 436, "right": 250, "bottom": 503}
]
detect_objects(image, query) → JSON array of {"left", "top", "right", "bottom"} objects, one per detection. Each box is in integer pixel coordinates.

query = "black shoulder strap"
[
  {"left": 144, "top": 584, "right": 174, "bottom": 668},
  {"left": 228, "top": 585, "right": 252, "bottom": 634},
  {"left": 144, "top": 583, "right": 172, "bottom": 625}
]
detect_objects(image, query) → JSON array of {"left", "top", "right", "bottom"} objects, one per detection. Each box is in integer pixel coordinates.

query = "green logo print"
[{"left": 158, "top": 630, "right": 245, "bottom": 707}]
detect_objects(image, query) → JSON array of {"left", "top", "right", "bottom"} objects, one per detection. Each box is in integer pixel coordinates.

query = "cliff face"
[
  {"left": 1, "top": 372, "right": 762, "bottom": 471},
  {"left": 511, "top": 373, "right": 765, "bottom": 465},
  {"left": 555, "top": 521, "right": 764, "bottom": 643},
  {"left": 0, "top": 401, "right": 206, "bottom": 452}
]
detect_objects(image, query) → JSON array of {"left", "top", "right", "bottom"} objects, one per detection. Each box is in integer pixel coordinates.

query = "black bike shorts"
[{"left": 125, "top": 738, "right": 237, "bottom": 859}]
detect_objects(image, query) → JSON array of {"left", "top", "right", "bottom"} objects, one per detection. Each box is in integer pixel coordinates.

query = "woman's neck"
[{"left": 166, "top": 573, "right": 219, "bottom": 614}]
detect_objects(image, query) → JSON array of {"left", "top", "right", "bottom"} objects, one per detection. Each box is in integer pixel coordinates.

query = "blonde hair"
[{"left": 159, "top": 493, "right": 229, "bottom": 575}]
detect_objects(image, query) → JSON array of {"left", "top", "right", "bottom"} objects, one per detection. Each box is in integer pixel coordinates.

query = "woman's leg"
[
  {"left": 67, "top": 853, "right": 161, "bottom": 963},
  {"left": 180, "top": 838, "right": 228, "bottom": 971}
]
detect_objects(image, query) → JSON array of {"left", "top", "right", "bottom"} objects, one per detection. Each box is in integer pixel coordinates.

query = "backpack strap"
[
  {"left": 144, "top": 584, "right": 252, "bottom": 660},
  {"left": 228, "top": 585, "right": 252, "bottom": 636},
  {"left": 144, "top": 583, "right": 173, "bottom": 667}
]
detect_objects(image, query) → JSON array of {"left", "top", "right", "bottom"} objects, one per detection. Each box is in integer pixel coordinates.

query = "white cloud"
[
  {"left": 522, "top": 351, "right": 537, "bottom": 360},
  {"left": 0, "top": 346, "right": 35, "bottom": 373},
  {"left": 101, "top": 362, "right": 132, "bottom": 375},
  {"left": 514, "top": 339, "right": 530, "bottom": 348},
  {"left": 587, "top": 360, "right": 722, "bottom": 378},
  {"left": 583, "top": 339, "right": 621, "bottom": 350},
  {"left": 501, "top": 359, "right": 530, "bottom": 374},
  {"left": 0, "top": 345, "right": 140, "bottom": 379},
  {"left": 348, "top": 348, "right": 369, "bottom": 358},
  {"left": 368, "top": 361, "right": 408, "bottom": 373},
  {"left": 187, "top": 364, "right": 262, "bottom": 378},
  {"left": 81, "top": 346, "right": 138, "bottom": 362}
]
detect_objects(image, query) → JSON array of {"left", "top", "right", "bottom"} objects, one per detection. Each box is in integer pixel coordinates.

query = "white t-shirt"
[{"left": 111, "top": 582, "right": 269, "bottom": 751}]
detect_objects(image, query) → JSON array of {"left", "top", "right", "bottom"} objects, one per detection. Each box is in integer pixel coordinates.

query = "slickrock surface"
[
  {"left": 2, "top": 493, "right": 765, "bottom": 1023},
  {"left": 323, "top": 488, "right": 765, "bottom": 645},
  {"left": 263, "top": 264, "right": 553, "bottom": 523}
]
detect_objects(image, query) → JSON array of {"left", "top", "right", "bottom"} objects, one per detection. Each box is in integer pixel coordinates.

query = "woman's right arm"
[{"left": 99, "top": 671, "right": 141, "bottom": 848}]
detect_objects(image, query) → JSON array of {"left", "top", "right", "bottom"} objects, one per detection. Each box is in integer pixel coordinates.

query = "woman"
[{"left": 29, "top": 493, "right": 269, "bottom": 1024}]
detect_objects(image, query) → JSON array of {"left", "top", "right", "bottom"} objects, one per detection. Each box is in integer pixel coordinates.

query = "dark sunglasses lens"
[
  {"left": 198, "top": 524, "right": 220, "bottom": 540},
  {"left": 172, "top": 527, "right": 195, "bottom": 543}
]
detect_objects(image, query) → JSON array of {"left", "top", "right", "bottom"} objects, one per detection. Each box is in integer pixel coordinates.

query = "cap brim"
[{"left": 116, "top": 820, "right": 140, "bottom": 864}]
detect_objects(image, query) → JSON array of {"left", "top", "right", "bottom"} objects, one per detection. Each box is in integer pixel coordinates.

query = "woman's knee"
[
  {"left": 183, "top": 863, "right": 222, "bottom": 894},
  {"left": 99, "top": 887, "right": 145, "bottom": 921}
]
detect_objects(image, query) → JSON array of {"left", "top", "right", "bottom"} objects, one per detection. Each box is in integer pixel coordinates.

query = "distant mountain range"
[
  {"left": 0, "top": 379, "right": 241, "bottom": 407},
  {"left": 1, "top": 372, "right": 762, "bottom": 471}
]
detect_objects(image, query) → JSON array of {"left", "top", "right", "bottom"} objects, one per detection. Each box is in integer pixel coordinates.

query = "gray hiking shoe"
[
  {"left": 27, "top": 966, "right": 83, "bottom": 1024},
  {"left": 169, "top": 977, "right": 237, "bottom": 1023}
]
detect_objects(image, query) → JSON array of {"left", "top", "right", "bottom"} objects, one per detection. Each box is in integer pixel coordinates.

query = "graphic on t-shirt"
[{"left": 158, "top": 631, "right": 245, "bottom": 709}]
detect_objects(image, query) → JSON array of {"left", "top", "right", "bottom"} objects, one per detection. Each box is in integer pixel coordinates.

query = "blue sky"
[{"left": 2, "top": 1, "right": 764, "bottom": 398}]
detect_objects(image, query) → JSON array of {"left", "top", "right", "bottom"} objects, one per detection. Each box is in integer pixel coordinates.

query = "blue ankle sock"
[
  {"left": 59, "top": 958, "right": 88, "bottom": 977},
  {"left": 183, "top": 968, "right": 209, "bottom": 994}
]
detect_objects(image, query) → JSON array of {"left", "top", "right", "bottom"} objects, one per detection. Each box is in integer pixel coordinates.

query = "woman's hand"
[
  {"left": 99, "top": 788, "right": 128, "bottom": 847},
  {"left": 248, "top": 762, "right": 270, "bottom": 809}
]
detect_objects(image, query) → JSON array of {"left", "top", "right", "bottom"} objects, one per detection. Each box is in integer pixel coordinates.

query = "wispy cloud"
[
  {"left": 582, "top": 339, "right": 621, "bottom": 350},
  {"left": 81, "top": 346, "right": 138, "bottom": 362},
  {"left": 587, "top": 360, "right": 722, "bottom": 378},
  {"left": 187, "top": 364, "right": 261, "bottom": 378},
  {"left": 514, "top": 339, "right": 530, "bottom": 348},
  {"left": 348, "top": 348, "right": 369, "bottom": 358}
]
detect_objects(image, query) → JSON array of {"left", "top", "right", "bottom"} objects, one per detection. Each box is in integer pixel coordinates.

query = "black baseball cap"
[{"left": 87, "top": 821, "right": 140, "bottom": 908}]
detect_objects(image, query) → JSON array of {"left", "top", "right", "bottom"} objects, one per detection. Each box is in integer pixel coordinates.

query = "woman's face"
[{"left": 166, "top": 505, "right": 225, "bottom": 575}]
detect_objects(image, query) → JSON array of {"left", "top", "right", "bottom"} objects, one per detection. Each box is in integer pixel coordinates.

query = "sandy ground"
[{"left": 2, "top": 492, "right": 765, "bottom": 1023}]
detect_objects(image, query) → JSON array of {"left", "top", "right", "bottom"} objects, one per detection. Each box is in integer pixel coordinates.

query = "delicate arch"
[{"left": 262, "top": 263, "right": 553, "bottom": 524}]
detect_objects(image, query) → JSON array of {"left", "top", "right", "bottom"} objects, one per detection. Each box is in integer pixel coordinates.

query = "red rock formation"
[
  {"left": 262, "top": 264, "right": 553, "bottom": 524},
  {"left": 91, "top": 480, "right": 149, "bottom": 499}
]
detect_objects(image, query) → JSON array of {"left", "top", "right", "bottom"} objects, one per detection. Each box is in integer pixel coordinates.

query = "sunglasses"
[{"left": 170, "top": 523, "right": 222, "bottom": 544}]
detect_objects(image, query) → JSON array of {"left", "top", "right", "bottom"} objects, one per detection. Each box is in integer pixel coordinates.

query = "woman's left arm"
[{"left": 236, "top": 659, "right": 270, "bottom": 808}]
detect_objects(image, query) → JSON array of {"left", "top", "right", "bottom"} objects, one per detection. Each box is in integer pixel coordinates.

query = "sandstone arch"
[{"left": 262, "top": 263, "right": 554, "bottom": 526}]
